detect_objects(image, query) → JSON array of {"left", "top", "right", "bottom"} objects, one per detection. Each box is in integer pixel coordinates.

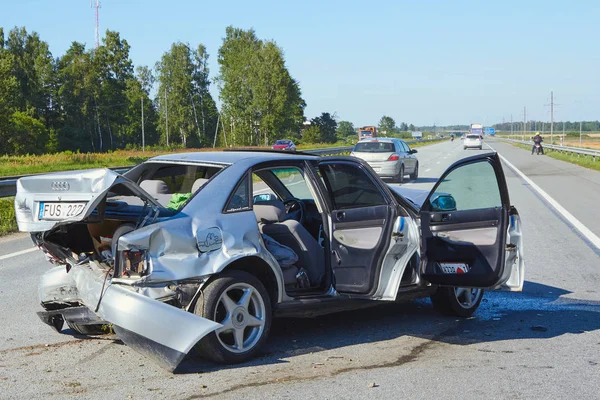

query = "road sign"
[{"left": 485, "top": 127, "right": 496, "bottom": 135}]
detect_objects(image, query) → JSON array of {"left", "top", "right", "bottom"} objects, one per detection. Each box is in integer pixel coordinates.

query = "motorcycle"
[
  {"left": 450, "top": 136, "right": 454, "bottom": 142},
  {"left": 533, "top": 143, "right": 544, "bottom": 155}
]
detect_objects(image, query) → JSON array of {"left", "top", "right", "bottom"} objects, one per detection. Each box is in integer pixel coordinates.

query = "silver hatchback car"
[{"left": 350, "top": 138, "right": 418, "bottom": 183}]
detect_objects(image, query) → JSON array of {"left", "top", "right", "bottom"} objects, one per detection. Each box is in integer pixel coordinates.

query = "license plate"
[{"left": 38, "top": 202, "right": 87, "bottom": 220}]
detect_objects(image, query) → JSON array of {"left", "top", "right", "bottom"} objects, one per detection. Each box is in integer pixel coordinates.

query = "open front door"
[{"left": 420, "top": 153, "right": 524, "bottom": 291}]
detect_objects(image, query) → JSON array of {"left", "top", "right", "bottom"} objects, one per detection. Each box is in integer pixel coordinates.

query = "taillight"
[{"left": 388, "top": 154, "right": 400, "bottom": 161}]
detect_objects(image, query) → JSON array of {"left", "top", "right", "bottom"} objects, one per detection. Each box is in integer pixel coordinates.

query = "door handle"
[
  {"left": 430, "top": 213, "right": 451, "bottom": 223},
  {"left": 336, "top": 211, "right": 345, "bottom": 221}
]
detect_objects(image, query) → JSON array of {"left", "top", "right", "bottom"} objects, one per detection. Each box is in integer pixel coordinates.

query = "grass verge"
[
  {"left": 508, "top": 142, "right": 600, "bottom": 172},
  {"left": 0, "top": 197, "right": 17, "bottom": 236}
]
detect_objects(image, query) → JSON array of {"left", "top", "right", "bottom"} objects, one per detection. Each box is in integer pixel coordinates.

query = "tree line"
[{"left": 0, "top": 26, "right": 314, "bottom": 155}]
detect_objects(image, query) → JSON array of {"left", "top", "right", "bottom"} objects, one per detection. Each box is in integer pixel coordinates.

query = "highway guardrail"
[{"left": 496, "top": 138, "right": 600, "bottom": 158}]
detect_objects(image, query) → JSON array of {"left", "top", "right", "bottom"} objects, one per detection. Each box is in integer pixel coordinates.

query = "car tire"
[
  {"left": 395, "top": 164, "right": 405, "bottom": 184},
  {"left": 410, "top": 162, "right": 419, "bottom": 181},
  {"left": 194, "top": 270, "right": 272, "bottom": 364},
  {"left": 463, "top": 147, "right": 467, "bottom": 150},
  {"left": 66, "top": 321, "right": 107, "bottom": 335},
  {"left": 430, "top": 287, "right": 484, "bottom": 318}
]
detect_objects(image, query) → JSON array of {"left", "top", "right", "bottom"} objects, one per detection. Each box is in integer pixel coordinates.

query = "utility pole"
[
  {"left": 164, "top": 88, "right": 169, "bottom": 146},
  {"left": 141, "top": 97, "right": 145, "bottom": 152},
  {"left": 522, "top": 106, "right": 526, "bottom": 141},
  {"left": 580, "top": 121, "right": 582, "bottom": 147},
  {"left": 550, "top": 91, "right": 554, "bottom": 144},
  {"left": 91, "top": 0, "right": 101, "bottom": 49},
  {"left": 510, "top": 114, "right": 513, "bottom": 137}
]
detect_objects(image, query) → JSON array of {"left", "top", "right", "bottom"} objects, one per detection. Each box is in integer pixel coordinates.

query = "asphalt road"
[{"left": 1, "top": 138, "right": 599, "bottom": 399}]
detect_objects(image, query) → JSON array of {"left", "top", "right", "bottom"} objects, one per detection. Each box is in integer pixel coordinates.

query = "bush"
[{"left": 0, "top": 198, "right": 17, "bottom": 236}]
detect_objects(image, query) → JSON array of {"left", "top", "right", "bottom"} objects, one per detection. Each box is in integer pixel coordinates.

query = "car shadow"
[{"left": 174, "top": 280, "right": 600, "bottom": 373}]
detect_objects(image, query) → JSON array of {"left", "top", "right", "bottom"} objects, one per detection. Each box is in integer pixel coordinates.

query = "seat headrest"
[
  {"left": 140, "top": 180, "right": 170, "bottom": 195},
  {"left": 191, "top": 178, "right": 209, "bottom": 193},
  {"left": 254, "top": 203, "right": 286, "bottom": 224}
]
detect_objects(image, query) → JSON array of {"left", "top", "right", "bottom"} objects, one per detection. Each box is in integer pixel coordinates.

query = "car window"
[
  {"left": 140, "top": 164, "right": 220, "bottom": 194},
  {"left": 271, "top": 168, "right": 314, "bottom": 200},
  {"left": 252, "top": 173, "right": 279, "bottom": 200},
  {"left": 353, "top": 141, "right": 395, "bottom": 153},
  {"left": 225, "top": 173, "right": 251, "bottom": 212},
  {"left": 432, "top": 160, "right": 501, "bottom": 211},
  {"left": 403, "top": 141, "right": 411, "bottom": 152},
  {"left": 319, "top": 163, "right": 386, "bottom": 209}
]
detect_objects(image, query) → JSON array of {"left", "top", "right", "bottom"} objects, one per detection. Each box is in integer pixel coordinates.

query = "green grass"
[
  {"left": 0, "top": 198, "right": 17, "bottom": 236},
  {"left": 509, "top": 142, "right": 600, "bottom": 172}
]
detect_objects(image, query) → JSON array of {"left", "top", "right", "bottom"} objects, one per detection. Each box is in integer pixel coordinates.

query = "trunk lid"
[{"left": 15, "top": 168, "right": 161, "bottom": 233}]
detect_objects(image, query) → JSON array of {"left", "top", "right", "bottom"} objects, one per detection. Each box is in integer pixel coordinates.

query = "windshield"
[
  {"left": 354, "top": 142, "right": 395, "bottom": 152},
  {"left": 274, "top": 140, "right": 290, "bottom": 145}
]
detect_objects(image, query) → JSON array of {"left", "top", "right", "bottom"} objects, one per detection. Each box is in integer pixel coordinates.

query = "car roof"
[
  {"left": 356, "top": 137, "right": 400, "bottom": 143},
  {"left": 147, "top": 150, "right": 317, "bottom": 165}
]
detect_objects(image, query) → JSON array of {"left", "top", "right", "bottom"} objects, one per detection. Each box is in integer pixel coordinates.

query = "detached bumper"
[{"left": 39, "top": 265, "right": 221, "bottom": 371}]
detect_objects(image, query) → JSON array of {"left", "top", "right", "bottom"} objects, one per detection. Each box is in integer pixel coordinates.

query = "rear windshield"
[
  {"left": 467, "top": 135, "right": 480, "bottom": 139},
  {"left": 354, "top": 142, "right": 395, "bottom": 153}
]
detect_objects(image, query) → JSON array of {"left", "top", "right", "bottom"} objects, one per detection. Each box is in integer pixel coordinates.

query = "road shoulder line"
[{"left": 0, "top": 247, "right": 37, "bottom": 262}]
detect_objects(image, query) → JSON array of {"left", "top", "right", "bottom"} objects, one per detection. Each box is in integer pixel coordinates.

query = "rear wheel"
[
  {"left": 394, "top": 164, "right": 405, "bottom": 184},
  {"left": 194, "top": 270, "right": 272, "bottom": 364},
  {"left": 430, "top": 287, "right": 484, "bottom": 317},
  {"left": 409, "top": 162, "right": 419, "bottom": 180}
]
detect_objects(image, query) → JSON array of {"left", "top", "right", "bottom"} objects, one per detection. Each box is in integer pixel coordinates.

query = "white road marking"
[
  {"left": 436, "top": 161, "right": 440, "bottom": 164},
  {"left": 425, "top": 168, "right": 432, "bottom": 172},
  {"left": 487, "top": 142, "right": 600, "bottom": 250},
  {"left": 0, "top": 247, "right": 38, "bottom": 262}
]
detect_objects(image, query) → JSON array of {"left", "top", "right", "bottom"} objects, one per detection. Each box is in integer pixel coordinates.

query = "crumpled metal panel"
[{"left": 39, "top": 263, "right": 221, "bottom": 371}]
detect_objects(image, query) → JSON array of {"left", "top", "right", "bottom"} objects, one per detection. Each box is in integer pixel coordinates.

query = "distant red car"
[{"left": 271, "top": 139, "right": 296, "bottom": 151}]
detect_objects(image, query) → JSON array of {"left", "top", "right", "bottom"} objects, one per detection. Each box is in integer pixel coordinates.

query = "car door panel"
[
  {"left": 330, "top": 204, "right": 392, "bottom": 293},
  {"left": 317, "top": 161, "right": 396, "bottom": 295},
  {"left": 420, "top": 153, "right": 523, "bottom": 290}
]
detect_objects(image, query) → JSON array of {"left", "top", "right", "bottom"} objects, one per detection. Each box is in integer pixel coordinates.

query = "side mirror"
[
  {"left": 429, "top": 193, "right": 456, "bottom": 212},
  {"left": 253, "top": 193, "right": 277, "bottom": 203},
  {"left": 410, "top": 149, "right": 418, "bottom": 154}
]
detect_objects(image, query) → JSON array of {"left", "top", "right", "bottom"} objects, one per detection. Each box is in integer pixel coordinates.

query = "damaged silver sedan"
[{"left": 15, "top": 151, "right": 524, "bottom": 371}]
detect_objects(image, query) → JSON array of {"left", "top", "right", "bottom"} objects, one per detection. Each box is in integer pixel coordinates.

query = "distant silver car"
[
  {"left": 350, "top": 138, "right": 419, "bottom": 183},
  {"left": 15, "top": 151, "right": 524, "bottom": 371},
  {"left": 464, "top": 134, "right": 483, "bottom": 150}
]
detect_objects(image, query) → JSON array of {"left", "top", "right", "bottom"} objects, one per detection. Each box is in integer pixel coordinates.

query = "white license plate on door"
[{"left": 39, "top": 202, "right": 87, "bottom": 220}]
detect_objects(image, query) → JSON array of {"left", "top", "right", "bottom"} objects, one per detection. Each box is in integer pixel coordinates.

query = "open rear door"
[{"left": 420, "top": 153, "right": 523, "bottom": 290}]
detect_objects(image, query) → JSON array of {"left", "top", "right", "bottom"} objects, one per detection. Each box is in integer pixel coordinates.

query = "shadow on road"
[{"left": 174, "top": 280, "right": 600, "bottom": 373}]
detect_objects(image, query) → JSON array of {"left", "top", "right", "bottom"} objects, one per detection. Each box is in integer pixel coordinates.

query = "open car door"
[{"left": 420, "top": 153, "right": 524, "bottom": 291}]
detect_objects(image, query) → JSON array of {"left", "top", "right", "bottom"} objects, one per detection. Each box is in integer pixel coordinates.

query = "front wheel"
[
  {"left": 430, "top": 287, "right": 484, "bottom": 317},
  {"left": 194, "top": 270, "right": 272, "bottom": 364}
]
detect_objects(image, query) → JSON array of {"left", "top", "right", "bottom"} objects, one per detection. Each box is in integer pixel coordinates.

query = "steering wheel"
[{"left": 283, "top": 198, "right": 305, "bottom": 224}]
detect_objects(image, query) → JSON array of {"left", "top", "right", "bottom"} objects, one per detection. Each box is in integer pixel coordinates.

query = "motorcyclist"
[
  {"left": 450, "top": 134, "right": 455, "bottom": 141},
  {"left": 531, "top": 132, "right": 544, "bottom": 155}
]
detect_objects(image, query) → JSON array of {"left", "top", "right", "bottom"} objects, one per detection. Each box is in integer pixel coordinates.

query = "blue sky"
[{"left": 2, "top": 0, "right": 599, "bottom": 126}]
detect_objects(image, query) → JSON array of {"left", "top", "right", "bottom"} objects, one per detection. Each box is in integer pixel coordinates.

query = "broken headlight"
[{"left": 117, "top": 249, "right": 150, "bottom": 278}]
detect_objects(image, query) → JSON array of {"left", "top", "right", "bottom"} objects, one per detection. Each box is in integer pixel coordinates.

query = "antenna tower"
[{"left": 91, "top": 0, "right": 101, "bottom": 49}]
